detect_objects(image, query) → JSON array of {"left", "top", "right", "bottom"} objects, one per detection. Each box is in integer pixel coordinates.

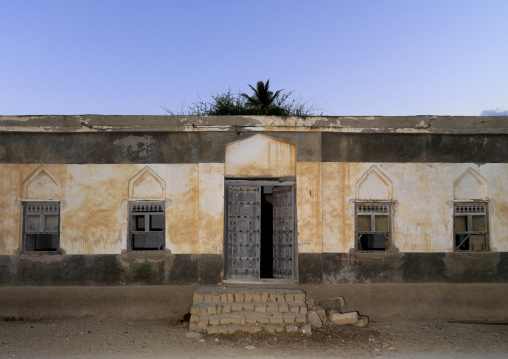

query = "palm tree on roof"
[{"left": 240, "top": 79, "right": 283, "bottom": 115}]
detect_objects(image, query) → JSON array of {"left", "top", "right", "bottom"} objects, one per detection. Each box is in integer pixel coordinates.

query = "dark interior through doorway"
[{"left": 260, "top": 186, "right": 273, "bottom": 278}]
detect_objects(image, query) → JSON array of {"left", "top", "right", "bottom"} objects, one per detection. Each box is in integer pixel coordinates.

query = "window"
[
  {"left": 355, "top": 203, "right": 391, "bottom": 251},
  {"left": 23, "top": 202, "right": 60, "bottom": 252},
  {"left": 129, "top": 201, "right": 165, "bottom": 250},
  {"left": 454, "top": 203, "right": 488, "bottom": 251}
]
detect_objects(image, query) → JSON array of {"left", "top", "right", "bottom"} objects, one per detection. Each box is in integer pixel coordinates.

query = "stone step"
[
  {"left": 190, "top": 301, "right": 308, "bottom": 315},
  {"left": 193, "top": 287, "right": 306, "bottom": 304},
  {"left": 189, "top": 312, "right": 308, "bottom": 331},
  {"left": 189, "top": 287, "right": 309, "bottom": 333}
]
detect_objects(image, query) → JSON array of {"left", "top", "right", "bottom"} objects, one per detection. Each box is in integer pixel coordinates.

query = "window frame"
[
  {"left": 22, "top": 201, "right": 61, "bottom": 253},
  {"left": 355, "top": 201, "right": 392, "bottom": 252},
  {"left": 453, "top": 202, "right": 489, "bottom": 252},
  {"left": 128, "top": 201, "right": 166, "bottom": 251}
]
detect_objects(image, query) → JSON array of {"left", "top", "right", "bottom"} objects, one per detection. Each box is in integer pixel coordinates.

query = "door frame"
[{"left": 223, "top": 178, "right": 298, "bottom": 284}]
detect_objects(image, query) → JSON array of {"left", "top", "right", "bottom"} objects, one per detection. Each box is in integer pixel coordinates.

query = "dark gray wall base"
[
  {"left": 198, "top": 254, "right": 223, "bottom": 285},
  {"left": 1, "top": 252, "right": 506, "bottom": 286},
  {"left": 321, "top": 252, "right": 508, "bottom": 283},
  {"left": 298, "top": 253, "right": 323, "bottom": 284},
  {"left": 0, "top": 253, "right": 202, "bottom": 286}
]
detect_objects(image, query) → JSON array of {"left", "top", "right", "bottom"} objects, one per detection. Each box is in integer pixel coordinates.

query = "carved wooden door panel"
[
  {"left": 226, "top": 185, "right": 261, "bottom": 279},
  {"left": 272, "top": 186, "right": 294, "bottom": 279}
]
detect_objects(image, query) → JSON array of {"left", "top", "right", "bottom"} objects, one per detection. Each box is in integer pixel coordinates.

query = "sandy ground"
[{"left": 0, "top": 318, "right": 507, "bottom": 359}]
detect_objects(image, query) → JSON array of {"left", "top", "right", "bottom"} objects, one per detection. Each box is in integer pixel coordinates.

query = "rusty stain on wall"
[
  {"left": 296, "top": 162, "right": 322, "bottom": 253},
  {"left": 0, "top": 165, "right": 20, "bottom": 254},
  {"left": 165, "top": 164, "right": 199, "bottom": 254},
  {"left": 1, "top": 161, "right": 507, "bottom": 256},
  {"left": 129, "top": 166, "right": 165, "bottom": 199},
  {"left": 198, "top": 163, "right": 224, "bottom": 254},
  {"left": 321, "top": 162, "right": 356, "bottom": 253}
]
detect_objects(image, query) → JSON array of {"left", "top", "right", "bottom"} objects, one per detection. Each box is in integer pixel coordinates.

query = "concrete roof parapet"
[{"left": 0, "top": 115, "right": 507, "bottom": 134}]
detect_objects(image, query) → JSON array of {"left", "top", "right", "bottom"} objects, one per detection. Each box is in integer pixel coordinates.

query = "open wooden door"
[
  {"left": 272, "top": 186, "right": 295, "bottom": 279},
  {"left": 225, "top": 185, "right": 261, "bottom": 279}
]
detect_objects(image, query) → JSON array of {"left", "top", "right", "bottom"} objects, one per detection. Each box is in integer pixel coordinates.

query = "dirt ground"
[{"left": 0, "top": 318, "right": 507, "bottom": 359}]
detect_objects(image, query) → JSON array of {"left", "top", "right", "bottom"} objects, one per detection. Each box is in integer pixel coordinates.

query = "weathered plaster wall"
[
  {"left": 198, "top": 163, "right": 224, "bottom": 255},
  {"left": 296, "top": 162, "right": 322, "bottom": 253},
  {"left": 321, "top": 163, "right": 508, "bottom": 253},
  {"left": 0, "top": 165, "right": 20, "bottom": 255},
  {"left": 0, "top": 164, "right": 202, "bottom": 255},
  {"left": 224, "top": 134, "right": 297, "bottom": 178}
]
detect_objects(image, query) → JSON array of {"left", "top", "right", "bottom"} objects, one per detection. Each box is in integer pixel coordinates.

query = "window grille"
[
  {"left": 454, "top": 202, "right": 488, "bottom": 251},
  {"left": 23, "top": 202, "right": 60, "bottom": 252},
  {"left": 129, "top": 201, "right": 165, "bottom": 250},
  {"left": 355, "top": 202, "right": 391, "bottom": 252}
]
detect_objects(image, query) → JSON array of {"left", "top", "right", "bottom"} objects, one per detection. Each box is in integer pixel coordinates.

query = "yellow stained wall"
[
  {"left": 1, "top": 162, "right": 507, "bottom": 256},
  {"left": 321, "top": 163, "right": 508, "bottom": 253},
  {"left": 296, "top": 162, "right": 322, "bottom": 253},
  {"left": 0, "top": 164, "right": 200, "bottom": 255},
  {"left": 198, "top": 163, "right": 224, "bottom": 254}
]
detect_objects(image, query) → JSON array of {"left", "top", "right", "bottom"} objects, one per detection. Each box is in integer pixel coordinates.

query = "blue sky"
[{"left": 1, "top": 0, "right": 507, "bottom": 116}]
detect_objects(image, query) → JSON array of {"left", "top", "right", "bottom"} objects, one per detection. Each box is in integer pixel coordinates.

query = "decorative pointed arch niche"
[
  {"left": 128, "top": 166, "right": 166, "bottom": 199},
  {"left": 355, "top": 165, "right": 393, "bottom": 200},
  {"left": 23, "top": 165, "right": 61, "bottom": 199},
  {"left": 453, "top": 167, "right": 488, "bottom": 200}
]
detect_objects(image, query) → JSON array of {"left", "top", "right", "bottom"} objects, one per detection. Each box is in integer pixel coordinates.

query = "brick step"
[
  {"left": 190, "top": 301, "right": 308, "bottom": 315},
  {"left": 193, "top": 288, "right": 306, "bottom": 304},
  {"left": 189, "top": 312, "right": 308, "bottom": 331},
  {"left": 204, "top": 324, "right": 298, "bottom": 335}
]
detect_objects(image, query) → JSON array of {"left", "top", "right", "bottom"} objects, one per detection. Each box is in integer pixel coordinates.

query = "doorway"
[{"left": 224, "top": 180, "right": 296, "bottom": 281}]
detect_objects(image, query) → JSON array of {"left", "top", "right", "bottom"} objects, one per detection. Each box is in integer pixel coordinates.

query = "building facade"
[{"left": 0, "top": 115, "right": 507, "bottom": 288}]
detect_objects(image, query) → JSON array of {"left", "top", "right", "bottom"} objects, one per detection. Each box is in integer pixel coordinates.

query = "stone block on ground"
[
  {"left": 302, "top": 324, "right": 312, "bottom": 335},
  {"left": 264, "top": 325, "right": 284, "bottom": 333},
  {"left": 349, "top": 315, "right": 369, "bottom": 327},
  {"left": 307, "top": 310, "right": 323, "bottom": 328},
  {"left": 314, "top": 306, "right": 327, "bottom": 321},
  {"left": 331, "top": 311, "right": 358, "bottom": 325},
  {"left": 186, "top": 331, "right": 203, "bottom": 339},
  {"left": 319, "top": 297, "right": 346, "bottom": 311},
  {"left": 306, "top": 297, "right": 315, "bottom": 308},
  {"left": 206, "top": 326, "right": 220, "bottom": 334},
  {"left": 286, "top": 324, "right": 299, "bottom": 333},
  {"left": 243, "top": 325, "right": 262, "bottom": 333}
]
